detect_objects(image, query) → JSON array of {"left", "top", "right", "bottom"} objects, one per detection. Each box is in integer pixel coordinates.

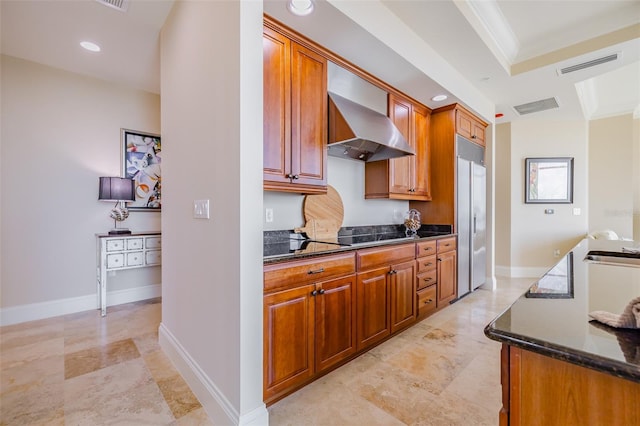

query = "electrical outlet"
[
  {"left": 265, "top": 208, "right": 274, "bottom": 223},
  {"left": 573, "top": 208, "right": 581, "bottom": 216},
  {"left": 554, "top": 249, "right": 561, "bottom": 258},
  {"left": 193, "top": 199, "right": 210, "bottom": 219}
]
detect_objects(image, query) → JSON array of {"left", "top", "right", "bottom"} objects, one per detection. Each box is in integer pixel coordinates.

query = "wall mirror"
[{"left": 525, "top": 157, "right": 573, "bottom": 204}]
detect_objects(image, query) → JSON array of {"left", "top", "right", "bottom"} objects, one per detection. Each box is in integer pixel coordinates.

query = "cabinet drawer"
[
  {"left": 146, "top": 250, "right": 161, "bottom": 265},
  {"left": 264, "top": 252, "right": 356, "bottom": 293},
  {"left": 106, "top": 239, "right": 124, "bottom": 252},
  {"left": 146, "top": 237, "right": 161, "bottom": 249},
  {"left": 106, "top": 253, "right": 125, "bottom": 269},
  {"left": 416, "top": 270, "right": 437, "bottom": 291},
  {"left": 357, "top": 243, "right": 416, "bottom": 271},
  {"left": 437, "top": 237, "right": 456, "bottom": 253},
  {"left": 416, "top": 240, "right": 436, "bottom": 257},
  {"left": 417, "top": 285, "right": 437, "bottom": 317},
  {"left": 126, "top": 238, "right": 144, "bottom": 250},
  {"left": 416, "top": 255, "right": 437, "bottom": 273},
  {"left": 126, "top": 251, "right": 144, "bottom": 267}
]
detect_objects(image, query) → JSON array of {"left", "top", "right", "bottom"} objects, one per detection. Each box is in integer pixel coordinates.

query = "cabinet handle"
[
  {"left": 311, "top": 290, "right": 318, "bottom": 296},
  {"left": 318, "top": 289, "right": 325, "bottom": 295},
  {"left": 423, "top": 247, "right": 432, "bottom": 251},
  {"left": 424, "top": 262, "right": 433, "bottom": 267},
  {"left": 389, "top": 270, "right": 397, "bottom": 275},
  {"left": 424, "top": 298, "right": 433, "bottom": 304},
  {"left": 424, "top": 277, "right": 433, "bottom": 282},
  {"left": 307, "top": 268, "right": 324, "bottom": 275},
  {"left": 471, "top": 135, "right": 477, "bottom": 139}
]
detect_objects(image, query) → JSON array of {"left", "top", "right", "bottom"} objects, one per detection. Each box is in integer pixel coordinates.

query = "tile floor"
[{"left": 0, "top": 277, "right": 533, "bottom": 426}]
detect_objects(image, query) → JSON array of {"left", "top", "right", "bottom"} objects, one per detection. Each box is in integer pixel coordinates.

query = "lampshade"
[{"left": 98, "top": 177, "right": 135, "bottom": 201}]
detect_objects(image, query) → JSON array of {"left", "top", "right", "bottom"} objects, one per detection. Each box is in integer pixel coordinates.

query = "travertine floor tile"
[{"left": 64, "top": 338, "right": 141, "bottom": 379}]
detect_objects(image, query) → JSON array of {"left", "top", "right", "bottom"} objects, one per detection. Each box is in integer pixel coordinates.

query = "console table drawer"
[
  {"left": 146, "top": 237, "right": 161, "bottom": 249},
  {"left": 106, "top": 253, "right": 125, "bottom": 269},
  {"left": 126, "top": 238, "right": 144, "bottom": 250},
  {"left": 126, "top": 251, "right": 144, "bottom": 267},
  {"left": 106, "top": 239, "right": 125, "bottom": 252},
  {"left": 146, "top": 250, "right": 161, "bottom": 265}
]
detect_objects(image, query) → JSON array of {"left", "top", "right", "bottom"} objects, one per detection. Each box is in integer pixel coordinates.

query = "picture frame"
[
  {"left": 525, "top": 157, "right": 573, "bottom": 204},
  {"left": 121, "top": 129, "right": 161, "bottom": 211}
]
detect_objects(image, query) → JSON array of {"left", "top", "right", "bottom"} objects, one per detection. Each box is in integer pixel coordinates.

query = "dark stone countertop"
[
  {"left": 264, "top": 224, "right": 454, "bottom": 264},
  {"left": 485, "top": 238, "right": 640, "bottom": 383}
]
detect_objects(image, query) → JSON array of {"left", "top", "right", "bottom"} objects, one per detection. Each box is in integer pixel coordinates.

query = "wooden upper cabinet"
[
  {"left": 456, "top": 108, "right": 486, "bottom": 147},
  {"left": 365, "top": 93, "right": 431, "bottom": 201},
  {"left": 263, "top": 25, "right": 327, "bottom": 194}
]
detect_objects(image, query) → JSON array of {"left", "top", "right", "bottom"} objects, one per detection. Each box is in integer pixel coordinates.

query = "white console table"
[{"left": 96, "top": 232, "right": 161, "bottom": 316}]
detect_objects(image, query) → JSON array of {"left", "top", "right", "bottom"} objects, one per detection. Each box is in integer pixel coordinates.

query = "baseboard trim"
[
  {"left": 160, "top": 323, "right": 269, "bottom": 425},
  {"left": 0, "top": 284, "right": 161, "bottom": 326}
]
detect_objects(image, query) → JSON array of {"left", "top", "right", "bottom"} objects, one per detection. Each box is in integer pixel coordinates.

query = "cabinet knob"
[
  {"left": 471, "top": 135, "right": 477, "bottom": 139},
  {"left": 311, "top": 290, "right": 318, "bottom": 296},
  {"left": 389, "top": 270, "right": 397, "bottom": 275},
  {"left": 286, "top": 174, "right": 300, "bottom": 180},
  {"left": 318, "top": 289, "right": 325, "bottom": 295}
]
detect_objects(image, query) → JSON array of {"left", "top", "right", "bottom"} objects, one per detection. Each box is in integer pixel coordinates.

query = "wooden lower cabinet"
[
  {"left": 390, "top": 260, "right": 416, "bottom": 333},
  {"left": 315, "top": 275, "right": 357, "bottom": 372},
  {"left": 263, "top": 274, "right": 356, "bottom": 403},
  {"left": 437, "top": 249, "right": 457, "bottom": 306},
  {"left": 356, "top": 266, "right": 390, "bottom": 351},
  {"left": 263, "top": 284, "right": 315, "bottom": 400},
  {"left": 501, "top": 345, "right": 640, "bottom": 425}
]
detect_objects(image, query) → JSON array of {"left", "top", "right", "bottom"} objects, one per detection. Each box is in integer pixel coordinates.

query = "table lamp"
[{"left": 99, "top": 177, "right": 135, "bottom": 235}]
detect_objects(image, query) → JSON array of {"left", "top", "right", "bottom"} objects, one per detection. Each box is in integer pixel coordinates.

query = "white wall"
[
  {"left": 159, "top": 1, "right": 266, "bottom": 425},
  {"left": 495, "top": 123, "right": 511, "bottom": 274},
  {"left": 508, "top": 119, "right": 589, "bottom": 275},
  {"left": 263, "top": 156, "right": 408, "bottom": 230},
  {"left": 0, "top": 55, "right": 160, "bottom": 324},
  {"left": 588, "top": 114, "right": 635, "bottom": 239}
]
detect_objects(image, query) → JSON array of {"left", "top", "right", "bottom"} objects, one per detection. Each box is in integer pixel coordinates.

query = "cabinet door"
[
  {"left": 290, "top": 42, "right": 327, "bottom": 188},
  {"left": 412, "top": 103, "right": 431, "bottom": 199},
  {"left": 471, "top": 121, "right": 485, "bottom": 146},
  {"left": 437, "top": 250, "right": 457, "bottom": 306},
  {"left": 315, "top": 275, "right": 357, "bottom": 372},
  {"left": 390, "top": 260, "right": 416, "bottom": 333},
  {"left": 264, "top": 284, "right": 315, "bottom": 400},
  {"left": 388, "top": 94, "right": 413, "bottom": 195},
  {"left": 263, "top": 28, "right": 291, "bottom": 185},
  {"left": 356, "top": 266, "right": 390, "bottom": 351}
]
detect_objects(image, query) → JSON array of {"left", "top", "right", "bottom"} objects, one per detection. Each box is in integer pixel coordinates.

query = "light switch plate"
[
  {"left": 573, "top": 207, "right": 581, "bottom": 216},
  {"left": 265, "top": 208, "right": 274, "bottom": 223},
  {"left": 193, "top": 199, "right": 210, "bottom": 219}
]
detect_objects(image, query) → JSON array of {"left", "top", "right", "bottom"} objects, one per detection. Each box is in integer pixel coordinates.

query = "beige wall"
[
  {"left": 588, "top": 114, "right": 635, "bottom": 239},
  {"left": 159, "top": 1, "right": 265, "bottom": 424},
  {"left": 634, "top": 117, "right": 640, "bottom": 241},
  {"left": 495, "top": 122, "right": 512, "bottom": 273},
  {"left": 0, "top": 55, "right": 160, "bottom": 321},
  {"left": 507, "top": 119, "right": 589, "bottom": 276}
]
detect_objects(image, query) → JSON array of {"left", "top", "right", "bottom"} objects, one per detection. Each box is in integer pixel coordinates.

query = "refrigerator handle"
[{"left": 473, "top": 215, "right": 477, "bottom": 234}]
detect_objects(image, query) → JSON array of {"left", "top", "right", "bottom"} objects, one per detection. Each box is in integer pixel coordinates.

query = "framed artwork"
[
  {"left": 121, "top": 129, "right": 161, "bottom": 210},
  {"left": 525, "top": 157, "right": 573, "bottom": 204}
]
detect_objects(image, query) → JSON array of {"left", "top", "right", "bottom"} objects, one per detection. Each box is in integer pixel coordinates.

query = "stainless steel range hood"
[{"left": 327, "top": 92, "right": 415, "bottom": 162}]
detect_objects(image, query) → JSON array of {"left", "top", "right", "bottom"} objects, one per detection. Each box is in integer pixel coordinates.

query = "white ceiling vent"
[
  {"left": 95, "top": 0, "right": 129, "bottom": 12},
  {"left": 513, "top": 97, "right": 559, "bottom": 115},
  {"left": 558, "top": 53, "right": 620, "bottom": 75}
]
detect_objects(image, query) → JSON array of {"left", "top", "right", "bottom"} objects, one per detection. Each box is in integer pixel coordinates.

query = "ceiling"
[{"left": 2, "top": 0, "right": 638, "bottom": 124}]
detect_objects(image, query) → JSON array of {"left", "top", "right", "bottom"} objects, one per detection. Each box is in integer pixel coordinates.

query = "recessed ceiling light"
[
  {"left": 431, "top": 94, "right": 448, "bottom": 102},
  {"left": 80, "top": 41, "right": 101, "bottom": 52},
  {"left": 287, "top": 0, "right": 314, "bottom": 16}
]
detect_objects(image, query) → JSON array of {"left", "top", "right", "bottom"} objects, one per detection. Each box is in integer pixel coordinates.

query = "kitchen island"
[{"left": 485, "top": 238, "right": 640, "bottom": 425}]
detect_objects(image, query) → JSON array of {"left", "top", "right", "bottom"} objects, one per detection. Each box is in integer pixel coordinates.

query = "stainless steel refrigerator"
[{"left": 456, "top": 135, "right": 486, "bottom": 298}]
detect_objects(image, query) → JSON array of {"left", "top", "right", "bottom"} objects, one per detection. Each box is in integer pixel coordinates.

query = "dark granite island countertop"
[{"left": 485, "top": 238, "right": 640, "bottom": 383}]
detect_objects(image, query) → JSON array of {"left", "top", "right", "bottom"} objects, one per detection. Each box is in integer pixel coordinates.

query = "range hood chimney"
[{"left": 327, "top": 92, "right": 415, "bottom": 162}]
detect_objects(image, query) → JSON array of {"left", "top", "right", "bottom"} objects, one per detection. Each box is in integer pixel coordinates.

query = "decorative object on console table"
[
  {"left": 98, "top": 177, "right": 135, "bottom": 235},
  {"left": 121, "top": 128, "right": 161, "bottom": 210}
]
